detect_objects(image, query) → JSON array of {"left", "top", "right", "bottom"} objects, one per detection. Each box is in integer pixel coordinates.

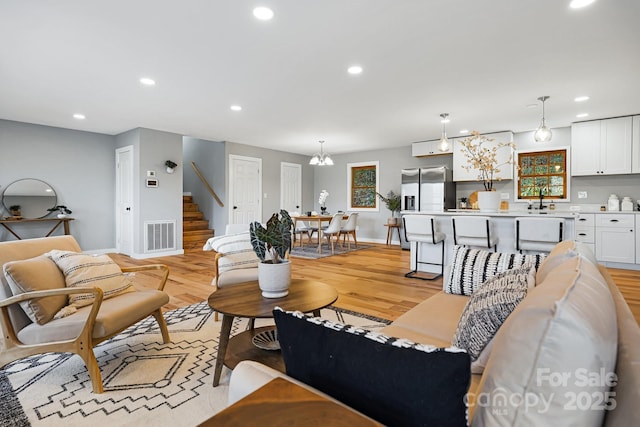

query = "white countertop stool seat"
[
  {"left": 403, "top": 214, "right": 445, "bottom": 280},
  {"left": 451, "top": 216, "right": 499, "bottom": 251},
  {"left": 515, "top": 217, "right": 564, "bottom": 253}
]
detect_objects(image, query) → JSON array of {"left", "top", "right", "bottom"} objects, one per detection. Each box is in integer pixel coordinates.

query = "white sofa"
[{"left": 228, "top": 240, "right": 640, "bottom": 426}]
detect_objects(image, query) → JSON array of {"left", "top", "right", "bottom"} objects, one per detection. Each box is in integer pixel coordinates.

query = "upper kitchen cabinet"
[
  {"left": 632, "top": 115, "right": 640, "bottom": 173},
  {"left": 452, "top": 131, "right": 514, "bottom": 182},
  {"left": 412, "top": 139, "right": 452, "bottom": 157},
  {"left": 571, "top": 116, "right": 633, "bottom": 176}
]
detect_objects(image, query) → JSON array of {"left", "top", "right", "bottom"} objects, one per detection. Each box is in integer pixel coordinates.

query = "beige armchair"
[{"left": 0, "top": 236, "right": 171, "bottom": 393}]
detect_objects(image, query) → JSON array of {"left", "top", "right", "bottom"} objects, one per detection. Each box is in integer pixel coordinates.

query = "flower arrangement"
[
  {"left": 318, "top": 190, "right": 329, "bottom": 212},
  {"left": 47, "top": 205, "right": 72, "bottom": 215},
  {"left": 459, "top": 131, "right": 516, "bottom": 191}
]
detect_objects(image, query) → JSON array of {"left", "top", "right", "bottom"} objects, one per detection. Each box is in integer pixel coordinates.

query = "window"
[
  {"left": 517, "top": 149, "right": 568, "bottom": 200},
  {"left": 347, "top": 161, "right": 379, "bottom": 211}
]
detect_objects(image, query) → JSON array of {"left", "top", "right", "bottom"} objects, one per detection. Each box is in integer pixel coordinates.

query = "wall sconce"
[{"left": 165, "top": 160, "right": 178, "bottom": 174}]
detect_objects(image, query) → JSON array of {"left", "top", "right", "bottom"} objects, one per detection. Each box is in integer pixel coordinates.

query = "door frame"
[{"left": 228, "top": 154, "right": 262, "bottom": 225}]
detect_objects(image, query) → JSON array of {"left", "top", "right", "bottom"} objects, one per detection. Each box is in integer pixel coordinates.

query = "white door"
[
  {"left": 115, "top": 146, "right": 134, "bottom": 255},
  {"left": 280, "top": 162, "right": 302, "bottom": 214},
  {"left": 229, "top": 155, "right": 262, "bottom": 225}
]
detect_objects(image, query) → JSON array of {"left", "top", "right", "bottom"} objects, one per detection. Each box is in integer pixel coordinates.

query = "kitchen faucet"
[{"left": 538, "top": 187, "right": 546, "bottom": 210}]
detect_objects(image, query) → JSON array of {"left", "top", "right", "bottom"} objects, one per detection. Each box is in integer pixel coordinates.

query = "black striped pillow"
[{"left": 444, "top": 245, "right": 545, "bottom": 296}]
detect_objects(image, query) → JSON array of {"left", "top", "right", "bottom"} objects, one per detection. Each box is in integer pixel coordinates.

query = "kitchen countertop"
[{"left": 400, "top": 210, "right": 638, "bottom": 219}]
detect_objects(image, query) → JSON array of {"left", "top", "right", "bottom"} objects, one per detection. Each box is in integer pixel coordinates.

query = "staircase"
[{"left": 183, "top": 195, "right": 214, "bottom": 251}]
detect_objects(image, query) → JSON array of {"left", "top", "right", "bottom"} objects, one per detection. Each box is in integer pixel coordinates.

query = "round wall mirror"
[{"left": 2, "top": 179, "right": 57, "bottom": 219}]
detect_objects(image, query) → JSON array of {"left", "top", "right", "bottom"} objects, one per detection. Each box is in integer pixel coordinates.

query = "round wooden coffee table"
[{"left": 208, "top": 279, "right": 338, "bottom": 386}]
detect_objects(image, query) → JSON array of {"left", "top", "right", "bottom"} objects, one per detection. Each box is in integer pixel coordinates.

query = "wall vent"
[{"left": 144, "top": 220, "right": 176, "bottom": 252}]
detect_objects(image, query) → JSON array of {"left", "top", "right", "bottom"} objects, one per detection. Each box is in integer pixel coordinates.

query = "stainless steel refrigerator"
[{"left": 400, "top": 166, "right": 456, "bottom": 248}]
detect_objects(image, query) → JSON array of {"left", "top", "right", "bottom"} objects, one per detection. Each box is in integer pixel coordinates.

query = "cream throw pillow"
[
  {"left": 3, "top": 255, "right": 68, "bottom": 325},
  {"left": 47, "top": 250, "right": 134, "bottom": 308},
  {"left": 203, "top": 232, "right": 260, "bottom": 273}
]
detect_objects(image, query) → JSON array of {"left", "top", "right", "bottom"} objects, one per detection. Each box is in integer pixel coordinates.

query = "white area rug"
[{"left": 0, "top": 302, "right": 390, "bottom": 427}]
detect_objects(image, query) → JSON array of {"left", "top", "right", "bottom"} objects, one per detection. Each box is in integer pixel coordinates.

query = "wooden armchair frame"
[{"left": 0, "top": 263, "right": 170, "bottom": 394}]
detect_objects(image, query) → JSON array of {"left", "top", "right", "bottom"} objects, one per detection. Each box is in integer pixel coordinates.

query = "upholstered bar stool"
[
  {"left": 515, "top": 217, "right": 564, "bottom": 253},
  {"left": 451, "top": 216, "right": 499, "bottom": 251},
  {"left": 403, "top": 214, "right": 445, "bottom": 280}
]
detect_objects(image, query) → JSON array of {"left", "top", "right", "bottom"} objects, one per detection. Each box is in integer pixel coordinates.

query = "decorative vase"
[
  {"left": 258, "top": 260, "right": 291, "bottom": 298},
  {"left": 57, "top": 213, "right": 67, "bottom": 219},
  {"left": 320, "top": 206, "right": 327, "bottom": 215},
  {"left": 477, "top": 191, "right": 501, "bottom": 212},
  {"left": 387, "top": 217, "right": 398, "bottom": 225}
]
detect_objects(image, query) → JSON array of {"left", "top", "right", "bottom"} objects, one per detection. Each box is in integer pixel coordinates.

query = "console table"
[{"left": 0, "top": 218, "right": 74, "bottom": 240}]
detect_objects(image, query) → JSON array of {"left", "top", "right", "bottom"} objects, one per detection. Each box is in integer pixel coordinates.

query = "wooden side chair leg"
[
  {"left": 152, "top": 309, "right": 171, "bottom": 344},
  {"left": 78, "top": 348, "right": 104, "bottom": 394}
]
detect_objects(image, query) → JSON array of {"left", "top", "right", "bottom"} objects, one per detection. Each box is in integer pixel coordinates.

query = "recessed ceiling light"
[
  {"left": 574, "top": 95, "right": 590, "bottom": 102},
  {"left": 73, "top": 113, "right": 85, "bottom": 120},
  {"left": 576, "top": 113, "right": 589, "bottom": 118},
  {"left": 459, "top": 129, "right": 469, "bottom": 134},
  {"left": 140, "top": 77, "right": 156, "bottom": 86},
  {"left": 230, "top": 105, "right": 242, "bottom": 111},
  {"left": 253, "top": 7, "right": 274, "bottom": 20},
  {"left": 570, "top": 0, "right": 596, "bottom": 9},
  {"left": 347, "top": 65, "right": 363, "bottom": 75}
]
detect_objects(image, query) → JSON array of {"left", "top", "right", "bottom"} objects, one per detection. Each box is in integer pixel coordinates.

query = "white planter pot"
[
  {"left": 57, "top": 213, "right": 68, "bottom": 219},
  {"left": 258, "top": 260, "right": 291, "bottom": 298},
  {"left": 477, "top": 191, "right": 501, "bottom": 212},
  {"left": 387, "top": 217, "right": 398, "bottom": 225}
]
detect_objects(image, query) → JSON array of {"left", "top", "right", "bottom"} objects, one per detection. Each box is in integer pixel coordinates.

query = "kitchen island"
[{"left": 401, "top": 210, "right": 577, "bottom": 275}]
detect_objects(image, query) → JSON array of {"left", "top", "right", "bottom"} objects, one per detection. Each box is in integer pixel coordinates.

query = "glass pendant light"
[
  {"left": 309, "top": 140, "right": 333, "bottom": 166},
  {"left": 438, "top": 113, "right": 450, "bottom": 152},
  {"left": 534, "top": 96, "right": 552, "bottom": 142}
]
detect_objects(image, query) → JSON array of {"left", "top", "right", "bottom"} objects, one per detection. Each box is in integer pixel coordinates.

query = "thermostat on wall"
[{"left": 146, "top": 178, "right": 158, "bottom": 188}]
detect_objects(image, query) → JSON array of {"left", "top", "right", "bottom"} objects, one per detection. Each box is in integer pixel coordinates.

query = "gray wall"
[
  {"left": 0, "top": 119, "right": 115, "bottom": 251},
  {"left": 226, "top": 142, "right": 315, "bottom": 224},
  {"left": 183, "top": 137, "right": 226, "bottom": 235}
]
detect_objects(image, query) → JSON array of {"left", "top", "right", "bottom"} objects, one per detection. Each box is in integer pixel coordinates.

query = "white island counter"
[{"left": 401, "top": 210, "right": 577, "bottom": 275}]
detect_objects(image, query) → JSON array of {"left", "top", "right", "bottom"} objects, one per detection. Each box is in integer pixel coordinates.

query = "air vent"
[{"left": 145, "top": 220, "right": 176, "bottom": 252}]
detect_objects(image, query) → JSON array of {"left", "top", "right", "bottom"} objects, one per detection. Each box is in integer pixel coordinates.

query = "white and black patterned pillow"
[
  {"left": 273, "top": 308, "right": 470, "bottom": 427},
  {"left": 444, "top": 245, "right": 545, "bottom": 295},
  {"left": 452, "top": 265, "right": 535, "bottom": 362}
]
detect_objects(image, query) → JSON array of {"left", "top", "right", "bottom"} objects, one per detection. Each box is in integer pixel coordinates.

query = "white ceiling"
[{"left": 1, "top": 1, "right": 639, "bottom": 156}]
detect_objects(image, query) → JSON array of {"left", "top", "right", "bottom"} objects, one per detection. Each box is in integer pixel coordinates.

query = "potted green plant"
[
  {"left": 377, "top": 191, "right": 401, "bottom": 225},
  {"left": 47, "top": 205, "right": 72, "bottom": 218},
  {"left": 165, "top": 160, "right": 178, "bottom": 174},
  {"left": 249, "top": 210, "right": 294, "bottom": 298}
]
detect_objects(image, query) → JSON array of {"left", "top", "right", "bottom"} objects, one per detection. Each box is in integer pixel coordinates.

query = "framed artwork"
[{"left": 347, "top": 161, "right": 379, "bottom": 211}]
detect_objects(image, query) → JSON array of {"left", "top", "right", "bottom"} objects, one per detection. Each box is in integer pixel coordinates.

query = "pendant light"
[
  {"left": 534, "top": 96, "right": 552, "bottom": 142},
  {"left": 438, "top": 113, "right": 450, "bottom": 152},
  {"left": 309, "top": 140, "right": 333, "bottom": 166}
]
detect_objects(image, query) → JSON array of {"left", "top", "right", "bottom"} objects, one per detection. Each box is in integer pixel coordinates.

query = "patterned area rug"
[
  {"left": 289, "top": 242, "right": 372, "bottom": 259},
  {"left": 0, "top": 303, "right": 390, "bottom": 427}
]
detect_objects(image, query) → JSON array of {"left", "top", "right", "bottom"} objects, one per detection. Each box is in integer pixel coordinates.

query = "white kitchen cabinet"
[
  {"left": 632, "top": 115, "right": 640, "bottom": 173},
  {"left": 412, "top": 139, "right": 451, "bottom": 157},
  {"left": 595, "top": 213, "right": 635, "bottom": 264},
  {"left": 571, "top": 116, "right": 633, "bottom": 176},
  {"left": 574, "top": 213, "right": 595, "bottom": 255},
  {"left": 452, "top": 131, "right": 514, "bottom": 182}
]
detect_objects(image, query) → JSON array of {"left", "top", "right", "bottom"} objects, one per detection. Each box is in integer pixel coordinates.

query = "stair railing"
[{"left": 190, "top": 162, "right": 224, "bottom": 207}]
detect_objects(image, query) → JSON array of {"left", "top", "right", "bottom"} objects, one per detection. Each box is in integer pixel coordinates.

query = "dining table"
[{"left": 292, "top": 214, "right": 346, "bottom": 253}]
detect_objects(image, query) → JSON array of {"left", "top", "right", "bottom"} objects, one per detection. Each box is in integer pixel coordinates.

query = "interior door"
[
  {"left": 115, "top": 146, "right": 134, "bottom": 255},
  {"left": 280, "top": 162, "right": 302, "bottom": 214},
  {"left": 229, "top": 154, "right": 262, "bottom": 225}
]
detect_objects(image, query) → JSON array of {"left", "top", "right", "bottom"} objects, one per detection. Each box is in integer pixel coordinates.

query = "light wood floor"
[{"left": 109, "top": 244, "right": 640, "bottom": 324}]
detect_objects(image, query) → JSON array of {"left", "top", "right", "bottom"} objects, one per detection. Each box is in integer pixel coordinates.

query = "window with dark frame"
[
  {"left": 351, "top": 165, "right": 377, "bottom": 208},
  {"left": 518, "top": 149, "right": 567, "bottom": 199}
]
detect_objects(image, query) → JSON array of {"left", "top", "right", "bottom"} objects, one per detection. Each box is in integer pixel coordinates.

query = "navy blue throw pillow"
[{"left": 273, "top": 308, "right": 471, "bottom": 427}]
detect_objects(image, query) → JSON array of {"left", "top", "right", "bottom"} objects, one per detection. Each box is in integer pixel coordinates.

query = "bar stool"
[
  {"left": 451, "top": 216, "right": 499, "bottom": 251},
  {"left": 403, "top": 214, "right": 445, "bottom": 280},
  {"left": 515, "top": 217, "right": 564, "bottom": 253}
]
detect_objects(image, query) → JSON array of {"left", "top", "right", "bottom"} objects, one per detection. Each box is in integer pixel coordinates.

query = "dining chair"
[
  {"left": 290, "top": 212, "right": 312, "bottom": 247},
  {"left": 339, "top": 213, "right": 359, "bottom": 250},
  {"left": 321, "top": 213, "right": 344, "bottom": 254}
]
